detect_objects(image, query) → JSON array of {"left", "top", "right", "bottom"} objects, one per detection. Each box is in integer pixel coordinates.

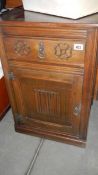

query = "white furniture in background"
[{"left": 22, "top": 0, "right": 98, "bottom": 19}]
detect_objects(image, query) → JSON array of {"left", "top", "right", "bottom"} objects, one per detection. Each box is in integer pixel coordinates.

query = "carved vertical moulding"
[
  {"left": 14, "top": 40, "right": 31, "bottom": 56},
  {"left": 33, "top": 89, "right": 60, "bottom": 116}
]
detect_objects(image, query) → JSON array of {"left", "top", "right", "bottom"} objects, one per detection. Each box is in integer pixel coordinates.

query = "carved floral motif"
[
  {"left": 14, "top": 40, "right": 31, "bottom": 56},
  {"left": 55, "top": 43, "right": 72, "bottom": 59}
]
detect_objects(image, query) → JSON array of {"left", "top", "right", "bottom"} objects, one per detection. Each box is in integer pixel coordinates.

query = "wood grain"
[{"left": 6, "top": 0, "right": 22, "bottom": 8}]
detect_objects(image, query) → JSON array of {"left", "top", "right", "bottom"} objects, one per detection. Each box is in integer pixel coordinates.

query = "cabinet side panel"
[
  {"left": 0, "top": 33, "right": 18, "bottom": 116},
  {"left": 80, "top": 29, "right": 98, "bottom": 139}
]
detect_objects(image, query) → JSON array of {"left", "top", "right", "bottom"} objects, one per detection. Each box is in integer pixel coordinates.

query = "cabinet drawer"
[{"left": 4, "top": 37, "right": 85, "bottom": 67}]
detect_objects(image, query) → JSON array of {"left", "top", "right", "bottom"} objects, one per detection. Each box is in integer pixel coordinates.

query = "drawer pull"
[
  {"left": 55, "top": 43, "right": 72, "bottom": 59},
  {"left": 73, "top": 104, "right": 81, "bottom": 116},
  {"left": 38, "top": 41, "right": 45, "bottom": 59}
]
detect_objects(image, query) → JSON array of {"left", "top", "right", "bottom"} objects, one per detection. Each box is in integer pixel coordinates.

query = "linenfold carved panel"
[{"left": 33, "top": 89, "right": 60, "bottom": 116}]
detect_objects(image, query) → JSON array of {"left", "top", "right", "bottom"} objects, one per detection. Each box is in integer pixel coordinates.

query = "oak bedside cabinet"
[{"left": 0, "top": 7, "right": 98, "bottom": 147}]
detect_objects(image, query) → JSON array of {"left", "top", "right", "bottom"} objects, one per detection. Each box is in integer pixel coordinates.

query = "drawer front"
[{"left": 4, "top": 37, "right": 85, "bottom": 66}]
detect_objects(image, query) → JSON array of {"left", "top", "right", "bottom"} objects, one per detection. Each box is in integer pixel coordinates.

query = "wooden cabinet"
[{"left": 0, "top": 7, "right": 98, "bottom": 147}]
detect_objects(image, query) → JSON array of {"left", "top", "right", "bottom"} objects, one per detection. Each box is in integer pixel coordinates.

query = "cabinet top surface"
[{"left": 1, "top": 7, "right": 98, "bottom": 27}]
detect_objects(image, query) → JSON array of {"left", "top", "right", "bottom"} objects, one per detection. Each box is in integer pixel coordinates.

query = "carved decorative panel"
[
  {"left": 54, "top": 43, "right": 72, "bottom": 59},
  {"left": 14, "top": 40, "right": 31, "bottom": 56},
  {"left": 33, "top": 89, "right": 60, "bottom": 116}
]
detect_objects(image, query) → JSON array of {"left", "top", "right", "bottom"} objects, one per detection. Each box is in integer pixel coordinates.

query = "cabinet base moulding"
[{"left": 15, "top": 124, "right": 86, "bottom": 147}]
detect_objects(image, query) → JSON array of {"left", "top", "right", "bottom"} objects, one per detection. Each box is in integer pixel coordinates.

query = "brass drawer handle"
[
  {"left": 73, "top": 104, "right": 81, "bottom": 116},
  {"left": 38, "top": 41, "right": 45, "bottom": 59}
]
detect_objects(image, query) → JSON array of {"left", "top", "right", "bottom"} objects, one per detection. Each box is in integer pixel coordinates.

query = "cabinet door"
[{"left": 11, "top": 66, "right": 83, "bottom": 137}]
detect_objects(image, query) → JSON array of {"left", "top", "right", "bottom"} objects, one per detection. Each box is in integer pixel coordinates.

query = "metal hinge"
[
  {"left": 14, "top": 113, "right": 24, "bottom": 124},
  {"left": 8, "top": 72, "right": 15, "bottom": 80}
]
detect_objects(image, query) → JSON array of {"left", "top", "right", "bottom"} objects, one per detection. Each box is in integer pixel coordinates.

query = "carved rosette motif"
[
  {"left": 14, "top": 40, "right": 31, "bottom": 56},
  {"left": 54, "top": 43, "right": 72, "bottom": 59}
]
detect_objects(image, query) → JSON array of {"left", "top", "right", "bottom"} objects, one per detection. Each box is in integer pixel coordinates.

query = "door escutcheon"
[{"left": 73, "top": 104, "right": 81, "bottom": 116}]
